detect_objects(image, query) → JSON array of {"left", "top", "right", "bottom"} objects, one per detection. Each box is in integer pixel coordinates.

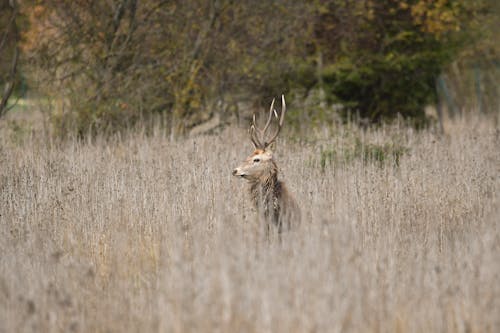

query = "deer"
[{"left": 232, "top": 95, "right": 301, "bottom": 234}]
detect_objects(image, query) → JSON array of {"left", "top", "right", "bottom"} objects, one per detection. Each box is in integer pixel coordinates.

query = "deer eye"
[{"left": 253, "top": 158, "right": 260, "bottom": 163}]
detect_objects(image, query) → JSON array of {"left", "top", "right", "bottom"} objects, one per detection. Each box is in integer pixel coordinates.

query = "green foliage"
[
  {"left": 438, "top": 0, "right": 500, "bottom": 115},
  {"left": 26, "top": 1, "right": 310, "bottom": 137},
  {"left": 19, "top": 0, "right": 499, "bottom": 137},
  {"left": 319, "top": 138, "right": 408, "bottom": 170},
  {"left": 315, "top": 0, "right": 467, "bottom": 124},
  {"left": 0, "top": 0, "right": 21, "bottom": 119},
  {"left": 323, "top": 51, "right": 446, "bottom": 123}
]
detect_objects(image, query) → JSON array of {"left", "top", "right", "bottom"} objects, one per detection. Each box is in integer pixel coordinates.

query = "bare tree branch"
[{"left": 0, "top": 0, "right": 19, "bottom": 119}]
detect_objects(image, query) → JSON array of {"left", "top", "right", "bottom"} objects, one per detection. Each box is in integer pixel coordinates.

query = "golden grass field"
[{"left": 0, "top": 114, "right": 499, "bottom": 332}]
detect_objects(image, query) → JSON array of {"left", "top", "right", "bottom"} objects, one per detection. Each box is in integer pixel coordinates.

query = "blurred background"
[{"left": 1, "top": 0, "right": 499, "bottom": 138}]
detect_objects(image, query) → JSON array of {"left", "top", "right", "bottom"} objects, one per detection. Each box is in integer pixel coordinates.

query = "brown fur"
[
  {"left": 252, "top": 149, "right": 264, "bottom": 155},
  {"left": 232, "top": 94, "right": 300, "bottom": 233},
  {"left": 234, "top": 153, "right": 301, "bottom": 233}
]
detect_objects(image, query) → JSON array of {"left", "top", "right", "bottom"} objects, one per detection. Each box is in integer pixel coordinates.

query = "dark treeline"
[{"left": 1, "top": 0, "right": 499, "bottom": 137}]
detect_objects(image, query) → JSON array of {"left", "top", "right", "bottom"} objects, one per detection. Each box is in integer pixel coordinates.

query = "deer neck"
[{"left": 249, "top": 162, "right": 280, "bottom": 213}]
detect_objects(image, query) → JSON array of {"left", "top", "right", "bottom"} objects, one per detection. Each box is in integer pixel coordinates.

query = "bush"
[
  {"left": 315, "top": 0, "right": 467, "bottom": 124},
  {"left": 319, "top": 137, "right": 408, "bottom": 170}
]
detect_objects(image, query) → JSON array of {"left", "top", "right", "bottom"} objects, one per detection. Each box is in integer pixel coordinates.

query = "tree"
[
  {"left": 0, "top": 0, "right": 19, "bottom": 119},
  {"left": 437, "top": 0, "right": 500, "bottom": 116},
  {"left": 313, "top": 0, "right": 472, "bottom": 124},
  {"left": 24, "top": 0, "right": 309, "bottom": 137},
  {"left": 21, "top": 0, "right": 495, "bottom": 136}
]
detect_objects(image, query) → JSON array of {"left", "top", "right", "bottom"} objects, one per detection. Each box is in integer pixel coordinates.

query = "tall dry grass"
[{"left": 0, "top": 115, "right": 499, "bottom": 332}]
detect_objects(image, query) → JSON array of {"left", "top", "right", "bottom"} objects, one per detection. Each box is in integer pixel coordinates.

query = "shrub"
[{"left": 314, "top": 0, "right": 469, "bottom": 124}]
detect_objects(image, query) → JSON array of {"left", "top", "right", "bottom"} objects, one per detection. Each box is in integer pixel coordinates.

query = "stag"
[{"left": 232, "top": 95, "right": 300, "bottom": 234}]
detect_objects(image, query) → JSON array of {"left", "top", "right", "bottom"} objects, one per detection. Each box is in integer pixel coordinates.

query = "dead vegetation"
[{"left": 0, "top": 115, "right": 499, "bottom": 332}]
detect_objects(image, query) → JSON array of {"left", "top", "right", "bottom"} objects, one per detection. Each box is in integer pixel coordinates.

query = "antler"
[
  {"left": 250, "top": 116, "right": 263, "bottom": 148},
  {"left": 264, "top": 94, "right": 286, "bottom": 146},
  {"left": 250, "top": 95, "right": 287, "bottom": 149}
]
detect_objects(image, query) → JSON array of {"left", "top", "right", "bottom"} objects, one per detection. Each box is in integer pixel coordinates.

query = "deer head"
[{"left": 232, "top": 95, "right": 287, "bottom": 181}]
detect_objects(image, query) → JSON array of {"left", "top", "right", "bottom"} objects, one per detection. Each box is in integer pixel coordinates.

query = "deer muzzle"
[{"left": 232, "top": 168, "right": 245, "bottom": 177}]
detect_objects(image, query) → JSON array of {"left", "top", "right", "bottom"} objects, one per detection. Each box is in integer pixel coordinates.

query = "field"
[{"left": 0, "top": 114, "right": 499, "bottom": 332}]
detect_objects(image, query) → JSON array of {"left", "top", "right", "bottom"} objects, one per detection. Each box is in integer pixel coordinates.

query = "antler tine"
[
  {"left": 250, "top": 116, "right": 263, "bottom": 148},
  {"left": 279, "top": 94, "right": 286, "bottom": 126},
  {"left": 264, "top": 94, "right": 287, "bottom": 147},
  {"left": 261, "top": 98, "right": 275, "bottom": 137}
]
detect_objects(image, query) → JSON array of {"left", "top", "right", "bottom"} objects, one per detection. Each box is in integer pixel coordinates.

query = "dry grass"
[{"left": 0, "top": 115, "right": 499, "bottom": 333}]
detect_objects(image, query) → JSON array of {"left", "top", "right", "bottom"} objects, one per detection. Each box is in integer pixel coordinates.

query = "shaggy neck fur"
[{"left": 248, "top": 161, "right": 282, "bottom": 226}]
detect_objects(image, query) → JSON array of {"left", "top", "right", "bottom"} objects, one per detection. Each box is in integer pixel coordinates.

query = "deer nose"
[{"left": 232, "top": 169, "right": 238, "bottom": 176}]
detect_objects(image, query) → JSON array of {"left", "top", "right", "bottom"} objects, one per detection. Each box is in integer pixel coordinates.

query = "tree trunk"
[{"left": 0, "top": 0, "right": 19, "bottom": 118}]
